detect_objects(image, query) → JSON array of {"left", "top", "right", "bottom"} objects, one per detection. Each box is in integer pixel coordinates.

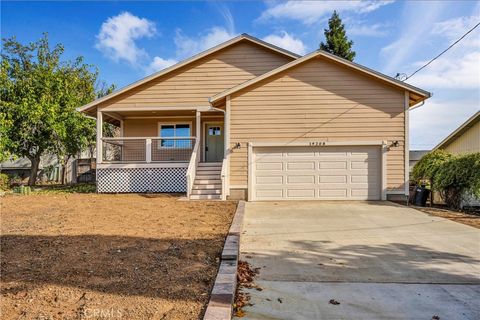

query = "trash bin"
[{"left": 414, "top": 186, "right": 430, "bottom": 207}]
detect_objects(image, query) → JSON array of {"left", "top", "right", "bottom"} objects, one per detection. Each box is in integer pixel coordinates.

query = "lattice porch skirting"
[{"left": 97, "top": 167, "right": 187, "bottom": 193}]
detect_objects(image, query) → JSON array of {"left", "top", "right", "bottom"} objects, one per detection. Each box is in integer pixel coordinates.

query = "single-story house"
[
  {"left": 78, "top": 34, "right": 431, "bottom": 201},
  {"left": 433, "top": 111, "right": 479, "bottom": 154},
  {"left": 432, "top": 111, "right": 479, "bottom": 208}
]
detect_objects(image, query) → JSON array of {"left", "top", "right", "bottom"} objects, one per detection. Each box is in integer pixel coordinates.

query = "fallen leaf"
[{"left": 329, "top": 299, "right": 340, "bottom": 305}]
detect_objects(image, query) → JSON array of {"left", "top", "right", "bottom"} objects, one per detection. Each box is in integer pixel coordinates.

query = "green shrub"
[
  {"left": 36, "top": 183, "right": 96, "bottom": 194},
  {"left": 0, "top": 173, "right": 9, "bottom": 190},
  {"left": 434, "top": 153, "right": 480, "bottom": 209},
  {"left": 412, "top": 149, "right": 453, "bottom": 183}
]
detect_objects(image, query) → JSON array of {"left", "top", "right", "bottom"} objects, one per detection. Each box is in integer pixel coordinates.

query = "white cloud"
[
  {"left": 263, "top": 32, "right": 307, "bottom": 55},
  {"left": 348, "top": 23, "right": 388, "bottom": 37},
  {"left": 407, "top": 13, "right": 480, "bottom": 149},
  {"left": 406, "top": 51, "right": 480, "bottom": 89},
  {"left": 405, "top": 14, "right": 480, "bottom": 90},
  {"left": 95, "top": 12, "right": 157, "bottom": 65},
  {"left": 260, "top": 0, "right": 393, "bottom": 25},
  {"left": 174, "top": 27, "right": 236, "bottom": 59},
  {"left": 145, "top": 56, "right": 178, "bottom": 74},
  {"left": 380, "top": 2, "right": 448, "bottom": 76}
]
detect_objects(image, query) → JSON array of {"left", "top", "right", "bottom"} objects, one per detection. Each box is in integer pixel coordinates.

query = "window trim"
[{"left": 157, "top": 122, "right": 192, "bottom": 149}]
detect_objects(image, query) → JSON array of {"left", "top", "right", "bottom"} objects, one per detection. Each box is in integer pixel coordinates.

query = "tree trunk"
[
  {"left": 430, "top": 178, "right": 434, "bottom": 207},
  {"left": 61, "top": 155, "right": 71, "bottom": 185},
  {"left": 28, "top": 155, "right": 40, "bottom": 186}
]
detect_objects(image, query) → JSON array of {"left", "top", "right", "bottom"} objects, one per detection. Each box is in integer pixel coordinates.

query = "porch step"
[
  {"left": 190, "top": 194, "right": 222, "bottom": 200},
  {"left": 196, "top": 170, "right": 221, "bottom": 175},
  {"left": 198, "top": 162, "right": 222, "bottom": 167},
  {"left": 191, "top": 189, "right": 221, "bottom": 195},
  {"left": 193, "top": 183, "right": 222, "bottom": 190},
  {"left": 194, "top": 179, "right": 222, "bottom": 184},
  {"left": 191, "top": 162, "right": 223, "bottom": 200},
  {"left": 196, "top": 174, "right": 222, "bottom": 180}
]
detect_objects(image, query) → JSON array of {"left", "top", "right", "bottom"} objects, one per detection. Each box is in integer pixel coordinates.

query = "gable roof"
[
  {"left": 433, "top": 111, "right": 480, "bottom": 150},
  {"left": 210, "top": 49, "right": 431, "bottom": 107},
  {"left": 78, "top": 34, "right": 300, "bottom": 115}
]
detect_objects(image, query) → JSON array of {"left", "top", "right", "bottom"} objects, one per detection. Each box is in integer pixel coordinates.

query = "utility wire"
[{"left": 405, "top": 21, "right": 480, "bottom": 80}]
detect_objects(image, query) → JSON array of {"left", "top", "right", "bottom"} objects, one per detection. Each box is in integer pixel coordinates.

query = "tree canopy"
[
  {"left": 0, "top": 33, "right": 112, "bottom": 185},
  {"left": 320, "top": 10, "right": 356, "bottom": 61}
]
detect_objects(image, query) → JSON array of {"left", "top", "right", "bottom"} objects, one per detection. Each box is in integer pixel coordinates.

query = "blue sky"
[{"left": 2, "top": 1, "right": 479, "bottom": 149}]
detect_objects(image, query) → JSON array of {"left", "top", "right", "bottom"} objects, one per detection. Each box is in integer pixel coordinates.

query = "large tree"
[
  {"left": 320, "top": 10, "right": 356, "bottom": 61},
  {"left": 0, "top": 34, "right": 108, "bottom": 185}
]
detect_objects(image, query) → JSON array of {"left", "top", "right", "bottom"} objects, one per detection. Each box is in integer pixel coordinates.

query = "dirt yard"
[
  {"left": 411, "top": 205, "right": 480, "bottom": 229},
  {"left": 0, "top": 193, "right": 237, "bottom": 320}
]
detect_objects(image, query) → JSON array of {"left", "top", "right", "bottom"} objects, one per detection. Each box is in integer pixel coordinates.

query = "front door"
[{"left": 205, "top": 123, "right": 224, "bottom": 162}]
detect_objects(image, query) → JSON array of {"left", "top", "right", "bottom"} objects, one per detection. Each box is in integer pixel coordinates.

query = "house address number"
[{"left": 309, "top": 141, "right": 326, "bottom": 146}]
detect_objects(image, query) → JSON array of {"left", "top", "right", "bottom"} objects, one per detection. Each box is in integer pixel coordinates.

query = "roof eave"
[
  {"left": 433, "top": 111, "right": 480, "bottom": 150},
  {"left": 210, "top": 49, "right": 432, "bottom": 104},
  {"left": 77, "top": 34, "right": 300, "bottom": 114}
]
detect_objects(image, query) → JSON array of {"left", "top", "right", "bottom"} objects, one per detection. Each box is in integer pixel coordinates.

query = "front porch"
[{"left": 95, "top": 106, "right": 228, "bottom": 199}]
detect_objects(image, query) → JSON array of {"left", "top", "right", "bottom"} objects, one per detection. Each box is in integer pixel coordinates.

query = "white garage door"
[{"left": 252, "top": 145, "right": 381, "bottom": 201}]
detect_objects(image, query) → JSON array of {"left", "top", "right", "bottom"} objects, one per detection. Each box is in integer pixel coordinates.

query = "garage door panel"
[
  {"left": 287, "top": 175, "right": 315, "bottom": 184},
  {"left": 318, "top": 151, "right": 348, "bottom": 157},
  {"left": 319, "top": 175, "right": 347, "bottom": 183},
  {"left": 319, "top": 161, "right": 347, "bottom": 169},
  {"left": 256, "top": 189, "right": 283, "bottom": 198},
  {"left": 256, "top": 175, "right": 283, "bottom": 184},
  {"left": 286, "top": 161, "right": 316, "bottom": 170},
  {"left": 255, "top": 151, "right": 283, "bottom": 157},
  {"left": 253, "top": 145, "right": 381, "bottom": 201},
  {"left": 351, "top": 175, "right": 368, "bottom": 183},
  {"left": 286, "top": 152, "right": 316, "bottom": 157},
  {"left": 286, "top": 189, "right": 315, "bottom": 198},
  {"left": 256, "top": 162, "right": 283, "bottom": 170},
  {"left": 351, "top": 160, "right": 380, "bottom": 169},
  {"left": 319, "top": 189, "right": 348, "bottom": 198},
  {"left": 318, "top": 169, "right": 355, "bottom": 175}
]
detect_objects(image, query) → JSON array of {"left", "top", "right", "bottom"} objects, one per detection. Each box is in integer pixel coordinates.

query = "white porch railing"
[
  {"left": 186, "top": 138, "right": 200, "bottom": 198},
  {"left": 102, "top": 137, "right": 195, "bottom": 163}
]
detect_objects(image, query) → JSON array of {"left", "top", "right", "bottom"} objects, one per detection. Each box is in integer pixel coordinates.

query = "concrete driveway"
[{"left": 238, "top": 201, "right": 480, "bottom": 320}]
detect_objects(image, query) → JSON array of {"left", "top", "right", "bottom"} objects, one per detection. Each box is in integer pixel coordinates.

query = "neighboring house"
[
  {"left": 409, "top": 150, "right": 429, "bottom": 174},
  {"left": 432, "top": 111, "right": 479, "bottom": 208},
  {"left": 78, "top": 34, "right": 431, "bottom": 201},
  {"left": 433, "top": 111, "right": 479, "bottom": 154},
  {"left": 1, "top": 154, "right": 61, "bottom": 183}
]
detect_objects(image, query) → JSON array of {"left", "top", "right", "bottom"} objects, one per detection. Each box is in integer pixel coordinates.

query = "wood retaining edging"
[{"left": 203, "top": 201, "right": 245, "bottom": 320}]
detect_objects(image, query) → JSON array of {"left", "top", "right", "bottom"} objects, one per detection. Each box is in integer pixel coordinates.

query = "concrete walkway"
[{"left": 238, "top": 201, "right": 480, "bottom": 320}]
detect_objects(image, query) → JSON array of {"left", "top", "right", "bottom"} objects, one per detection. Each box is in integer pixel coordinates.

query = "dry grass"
[
  {"left": 412, "top": 205, "right": 480, "bottom": 229},
  {"left": 0, "top": 193, "right": 237, "bottom": 320}
]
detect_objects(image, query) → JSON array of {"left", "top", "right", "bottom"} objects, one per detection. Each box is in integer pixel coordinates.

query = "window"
[
  {"left": 209, "top": 127, "right": 221, "bottom": 136},
  {"left": 159, "top": 123, "right": 191, "bottom": 148}
]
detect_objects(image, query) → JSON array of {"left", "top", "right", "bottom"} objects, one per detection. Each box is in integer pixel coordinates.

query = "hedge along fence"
[{"left": 412, "top": 150, "right": 480, "bottom": 209}]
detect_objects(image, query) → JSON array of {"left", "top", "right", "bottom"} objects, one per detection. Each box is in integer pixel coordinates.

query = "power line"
[{"left": 404, "top": 21, "right": 480, "bottom": 81}]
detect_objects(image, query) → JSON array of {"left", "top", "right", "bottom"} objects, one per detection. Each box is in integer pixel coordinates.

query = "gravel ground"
[{"left": 0, "top": 193, "right": 237, "bottom": 320}]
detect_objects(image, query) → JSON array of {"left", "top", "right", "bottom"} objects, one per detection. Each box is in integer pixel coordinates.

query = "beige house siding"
[
  {"left": 123, "top": 118, "right": 197, "bottom": 137},
  {"left": 441, "top": 120, "right": 480, "bottom": 154},
  {"left": 123, "top": 115, "right": 224, "bottom": 162},
  {"left": 99, "top": 41, "right": 293, "bottom": 111},
  {"left": 229, "top": 56, "right": 406, "bottom": 191}
]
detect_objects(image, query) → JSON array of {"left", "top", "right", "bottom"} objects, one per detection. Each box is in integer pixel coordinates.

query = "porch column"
[
  {"left": 196, "top": 110, "right": 201, "bottom": 144},
  {"left": 96, "top": 110, "right": 103, "bottom": 164},
  {"left": 225, "top": 96, "right": 230, "bottom": 157}
]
